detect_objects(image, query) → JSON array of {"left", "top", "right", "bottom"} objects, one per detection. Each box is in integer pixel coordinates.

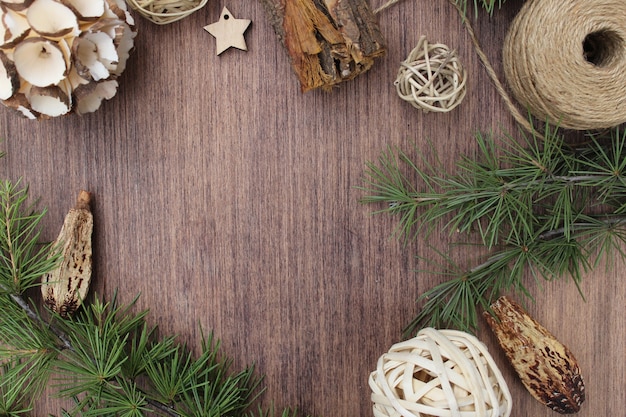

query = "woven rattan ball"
[
  {"left": 369, "top": 328, "right": 512, "bottom": 417},
  {"left": 395, "top": 36, "right": 467, "bottom": 113},
  {"left": 127, "top": 0, "right": 208, "bottom": 24}
]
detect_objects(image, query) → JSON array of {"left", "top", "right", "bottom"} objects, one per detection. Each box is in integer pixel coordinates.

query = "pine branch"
[
  {"left": 0, "top": 178, "right": 293, "bottom": 417},
  {"left": 1, "top": 284, "right": 271, "bottom": 417},
  {"left": 0, "top": 295, "right": 58, "bottom": 415},
  {"left": 361, "top": 124, "right": 626, "bottom": 334},
  {"left": 0, "top": 287, "right": 73, "bottom": 351},
  {"left": 0, "top": 180, "right": 60, "bottom": 294}
]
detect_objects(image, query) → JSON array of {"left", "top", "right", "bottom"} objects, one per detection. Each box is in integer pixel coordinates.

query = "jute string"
[
  {"left": 503, "top": 0, "right": 626, "bottom": 130},
  {"left": 377, "top": 0, "right": 626, "bottom": 131}
]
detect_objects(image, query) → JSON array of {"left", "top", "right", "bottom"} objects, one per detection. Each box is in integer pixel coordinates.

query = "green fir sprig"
[
  {"left": 360, "top": 124, "right": 626, "bottom": 335},
  {"left": 0, "top": 180, "right": 60, "bottom": 294},
  {"left": 0, "top": 180, "right": 294, "bottom": 417}
]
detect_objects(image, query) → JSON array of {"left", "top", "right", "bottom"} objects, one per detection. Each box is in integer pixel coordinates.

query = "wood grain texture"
[{"left": 0, "top": 0, "right": 623, "bottom": 416}]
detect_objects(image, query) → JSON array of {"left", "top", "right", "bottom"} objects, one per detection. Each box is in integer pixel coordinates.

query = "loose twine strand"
[{"left": 375, "top": 0, "right": 534, "bottom": 132}]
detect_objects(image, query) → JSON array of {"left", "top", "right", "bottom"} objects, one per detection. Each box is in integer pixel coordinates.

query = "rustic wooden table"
[{"left": 0, "top": 0, "right": 623, "bottom": 416}]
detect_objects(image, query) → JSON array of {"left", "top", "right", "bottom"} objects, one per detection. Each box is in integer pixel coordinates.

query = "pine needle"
[
  {"left": 361, "top": 124, "right": 626, "bottom": 334},
  {"left": 0, "top": 177, "right": 295, "bottom": 417}
]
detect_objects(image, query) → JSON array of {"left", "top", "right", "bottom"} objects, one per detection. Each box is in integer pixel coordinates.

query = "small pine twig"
[
  {"left": 361, "top": 124, "right": 626, "bottom": 334},
  {"left": 0, "top": 287, "right": 178, "bottom": 416},
  {"left": 6, "top": 288, "right": 73, "bottom": 351},
  {"left": 0, "top": 180, "right": 285, "bottom": 417}
]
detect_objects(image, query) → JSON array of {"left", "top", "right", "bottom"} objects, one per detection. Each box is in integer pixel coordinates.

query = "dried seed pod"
[
  {"left": 483, "top": 296, "right": 585, "bottom": 414},
  {"left": 41, "top": 190, "right": 93, "bottom": 318}
]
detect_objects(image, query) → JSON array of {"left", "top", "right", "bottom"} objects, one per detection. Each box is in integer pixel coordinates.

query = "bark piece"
[{"left": 261, "top": 0, "right": 386, "bottom": 92}]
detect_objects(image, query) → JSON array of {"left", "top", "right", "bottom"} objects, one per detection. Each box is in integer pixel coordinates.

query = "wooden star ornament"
[{"left": 204, "top": 7, "right": 251, "bottom": 55}]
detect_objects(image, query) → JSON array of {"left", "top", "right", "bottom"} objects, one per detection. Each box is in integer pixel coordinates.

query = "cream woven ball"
[
  {"left": 395, "top": 36, "right": 467, "bottom": 113},
  {"left": 127, "top": 0, "right": 208, "bottom": 24},
  {"left": 369, "top": 328, "right": 512, "bottom": 417}
]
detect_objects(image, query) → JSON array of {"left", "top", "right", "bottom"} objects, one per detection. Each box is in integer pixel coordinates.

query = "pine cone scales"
[{"left": 0, "top": 0, "right": 136, "bottom": 119}]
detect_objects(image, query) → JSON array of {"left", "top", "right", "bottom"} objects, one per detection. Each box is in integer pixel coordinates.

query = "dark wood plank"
[{"left": 0, "top": 1, "right": 622, "bottom": 416}]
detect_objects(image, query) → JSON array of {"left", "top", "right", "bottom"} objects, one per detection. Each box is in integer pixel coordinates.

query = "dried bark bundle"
[
  {"left": 0, "top": 0, "right": 136, "bottom": 119},
  {"left": 484, "top": 296, "right": 585, "bottom": 414},
  {"left": 41, "top": 190, "right": 93, "bottom": 318},
  {"left": 261, "top": 0, "right": 386, "bottom": 92}
]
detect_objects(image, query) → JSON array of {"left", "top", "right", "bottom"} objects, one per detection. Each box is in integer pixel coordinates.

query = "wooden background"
[{"left": 0, "top": 0, "right": 624, "bottom": 415}]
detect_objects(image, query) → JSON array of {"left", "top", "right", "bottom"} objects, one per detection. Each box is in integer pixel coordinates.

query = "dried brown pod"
[
  {"left": 483, "top": 296, "right": 585, "bottom": 414},
  {"left": 41, "top": 190, "right": 93, "bottom": 318}
]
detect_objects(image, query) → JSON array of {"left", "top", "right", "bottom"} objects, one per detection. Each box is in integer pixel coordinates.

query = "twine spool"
[
  {"left": 503, "top": 0, "right": 626, "bottom": 130},
  {"left": 395, "top": 37, "right": 467, "bottom": 113},
  {"left": 127, "top": 0, "right": 208, "bottom": 25},
  {"left": 369, "top": 328, "right": 512, "bottom": 417}
]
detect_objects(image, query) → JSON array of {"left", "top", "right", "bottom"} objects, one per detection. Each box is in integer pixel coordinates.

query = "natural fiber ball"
[
  {"left": 369, "top": 328, "right": 512, "bottom": 417},
  {"left": 395, "top": 37, "right": 467, "bottom": 113},
  {"left": 127, "top": 0, "right": 208, "bottom": 25},
  {"left": 504, "top": 0, "right": 626, "bottom": 130}
]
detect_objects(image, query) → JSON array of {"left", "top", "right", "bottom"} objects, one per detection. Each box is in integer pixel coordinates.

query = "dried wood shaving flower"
[{"left": 0, "top": 0, "right": 136, "bottom": 119}]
